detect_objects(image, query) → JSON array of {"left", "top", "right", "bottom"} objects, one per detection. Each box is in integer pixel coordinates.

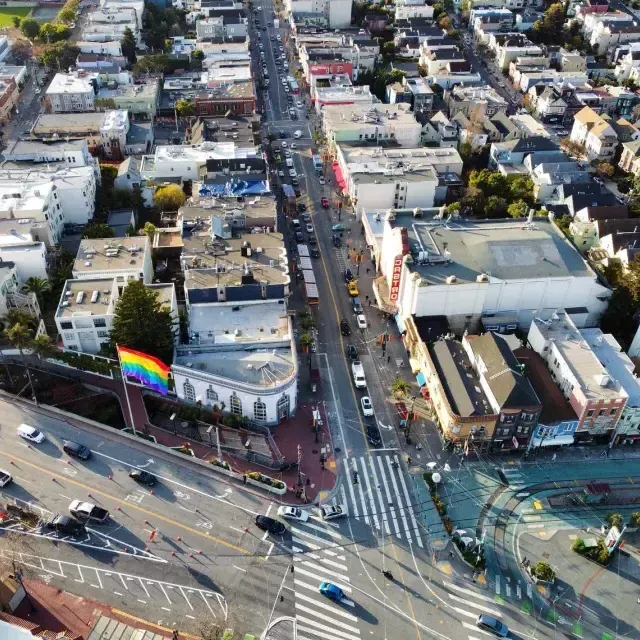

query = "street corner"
[{"left": 436, "top": 560, "right": 454, "bottom": 575}]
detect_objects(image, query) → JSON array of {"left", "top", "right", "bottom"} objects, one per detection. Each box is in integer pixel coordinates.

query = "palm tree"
[
  {"left": 3, "top": 308, "right": 37, "bottom": 331},
  {"left": 23, "top": 277, "right": 51, "bottom": 311},
  {"left": 4, "top": 322, "right": 38, "bottom": 405},
  {"left": 31, "top": 334, "right": 56, "bottom": 360},
  {"left": 391, "top": 377, "right": 411, "bottom": 397}
]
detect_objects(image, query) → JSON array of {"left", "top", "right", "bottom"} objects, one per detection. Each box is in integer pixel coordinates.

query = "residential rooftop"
[
  {"left": 73, "top": 237, "right": 149, "bottom": 276},
  {"left": 180, "top": 192, "right": 277, "bottom": 223},
  {"left": 339, "top": 144, "right": 462, "bottom": 170},
  {"left": 47, "top": 72, "right": 95, "bottom": 95},
  {"left": 429, "top": 338, "right": 495, "bottom": 418},
  {"left": 323, "top": 103, "right": 420, "bottom": 131},
  {"left": 56, "top": 278, "right": 117, "bottom": 319},
  {"left": 31, "top": 112, "right": 105, "bottom": 136}
]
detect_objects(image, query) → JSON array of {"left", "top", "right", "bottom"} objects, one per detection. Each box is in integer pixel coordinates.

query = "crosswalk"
[
  {"left": 500, "top": 466, "right": 526, "bottom": 490},
  {"left": 290, "top": 517, "right": 361, "bottom": 640},
  {"left": 335, "top": 248, "right": 348, "bottom": 272},
  {"left": 339, "top": 453, "right": 424, "bottom": 548}
]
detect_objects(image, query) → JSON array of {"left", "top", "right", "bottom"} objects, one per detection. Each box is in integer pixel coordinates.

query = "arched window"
[
  {"left": 183, "top": 379, "right": 195, "bottom": 401},
  {"left": 277, "top": 394, "right": 290, "bottom": 422},
  {"left": 206, "top": 386, "right": 218, "bottom": 404},
  {"left": 254, "top": 398, "right": 267, "bottom": 422},
  {"left": 230, "top": 393, "right": 242, "bottom": 415}
]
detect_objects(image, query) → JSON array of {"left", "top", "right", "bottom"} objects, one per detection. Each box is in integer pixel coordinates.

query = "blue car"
[{"left": 319, "top": 582, "right": 344, "bottom": 602}]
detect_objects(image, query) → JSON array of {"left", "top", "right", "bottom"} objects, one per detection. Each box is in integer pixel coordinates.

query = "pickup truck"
[
  {"left": 69, "top": 500, "right": 110, "bottom": 524},
  {"left": 352, "top": 361, "right": 366, "bottom": 389}
]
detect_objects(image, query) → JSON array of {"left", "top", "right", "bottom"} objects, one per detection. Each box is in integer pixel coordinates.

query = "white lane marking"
[
  {"left": 178, "top": 505, "right": 195, "bottom": 513},
  {"left": 350, "top": 457, "right": 370, "bottom": 525},
  {"left": 290, "top": 526, "right": 342, "bottom": 546},
  {"left": 92, "top": 450, "right": 261, "bottom": 516},
  {"left": 527, "top": 523, "right": 545, "bottom": 529},
  {"left": 161, "top": 607, "right": 171, "bottom": 612},
  {"left": 119, "top": 574, "right": 128, "bottom": 590},
  {"left": 394, "top": 455, "right": 423, "bottom": 548},
  {"left": 114, "top": 591, "right": 124, "bottom": 596},
  {"left": 385, "top": 456, "right": 411, "bottom": 543},
  {"left": 448, "top": 594, "right": 502, "bottom": 617},
  {"left": 375, "top": 455, "right": 399, "bottom": 536},
  {"left": 75, "top": 566, "right": 84, "bottom": 584},
  {"left": 296, "top": 520, "right": 343, "bottom": 540},
  {"left": 295, "top": 607, "right": 360, "bottom": 635},
  {"left": 229, "top": 526, "right": 246, "bottom": 534},
  {"left": 495, "top": 575, "right": 500, "bottom": 595},
  {"left": 462, "top": 622, "right": 493, "bottom": 637},
  {"left": 359, "top": 457, "right": 380, "bottom": 530},
  {"left": 232, "top": 565, "right": 247, "bottom": 572},
  {"left": 186, "top": 615, "right": 195, "bottom": 620},
  {"left": 138, "top": 599, "right": 147, "bottom": 604},
  {"left": 266, "top": 543, "right": 275, "bottom": 558},
  {"left": 266, "top": 503, "right": 273, "bottom": 517},
  {"left": 58, "top": 494, "right": 72, "bottom": 500},
  {"left": 319, "top": 353, "right": 349, "bottom": 460},
  {"left": 368, "top": 454, "right": 390, "bottom": 535},
  {"left": 293, "top": 567, "right": 352, "bottom": 594},
  {"left": 294, "top": 591, "right": 358, "bottom": 622},
  {"left": 444, "top": 582, "right": 495, "bottom": 603},
  {"left": 298, "top": 625, "right": 359, "bottom": 640},
  {"left": 180, "top": 586, "right": 195, "bottom": 610},
  {"left": 91, "top": 584, "right": 99, "bottom": 588},
  {"left": 342, "top": 458, "right": 359, "bottom": 520},
  {"left": 451, "top": 607, "right": 478, "bottom": 620},
  {"left": 299, "top": 561, "right": 351, "bottom": 584},
  {"left": 294, "top": 552, "right": 348, "bottom": 572},
  {"left": 262, "top": 531, "right": 269, "bottom": 541},
  {"left": 93, "top": 568, "right": 103, "bottom": 589},
  {"left": 138, "top": 578, "right": 150, "bottom": 598},
  {"left": 292, "top": 537, "right": 347, "bottom": 560},
  {"left": 159, "top": 583, "right": 172, "bottom": 603},
  {"left": 200, "top": 591, "right": 216, "bottom": 618}
]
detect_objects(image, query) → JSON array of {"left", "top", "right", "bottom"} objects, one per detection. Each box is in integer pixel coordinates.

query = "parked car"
[
  {"left": 310, "top": 247, "right": 320, "bottom": 258},
  {"left": 352, "top": 296, "right": 362, "bottom": 314},
  {"left": 255, "top": 515, "right": 286, "bottom": 535},
  {"left": 333, "top": 234, "right": 342, "bottom": 247},
  {"left": 297, "top": 202, "right": 307, "bottom": 212},
  {"left": 346, "top": 344, "right": 358, "bottom": 359},
  {"left": 63, "top": 440, "right": 91, "bottom": 460},
  {"left": 476, "top": 615, "right": 509, "bottom": 637},
  {"left": 295, "top": 231, "right": 304, "bottom": 242},
  {"left": 319, "top": 582, "right": 345, "bottom": 602},
  {"left": 356, "top": 314, "right": 367, "bottom": 330},
  {"left": 277, "top": 506, "right": 309, "bottom": 522},
  {"left": 343, "top": 268, "right": 354, "bottom": 282},
  {"left": 306, "top": 223, "right": 313, "bottom": 233},
  {"left": 17, "top": 424, "right": 45, "bottom": 444},
  {"left": 129, "top": 470, "right": 157, "bottom": 486},
  {"left": 0, "top": 470, "right": 13, "bottom": 487},
  {"left": 361, "top": 396, "right": 374, "bottom": 416},
  {"left": 321, "top": 504, "right": 347, "bottom": 520},
  {"left": 319, "top": 177, "right": 325, "bottom": 185},
  {"left": 332, "top": 224, "right": 345, "bottom": 232},
  {"left": 340, "top": 318, "right": 351, "bottom": 336},
  {"left": 366, "top": 425, "right": 382, "bottom": 447},
  {"left": 44, "top": 515, "right": 86, "bottom": 536},
  {"left": 321, "top": 197, "right": 329, "bottom": 208},
  {"left": 69, "top": 500, "right": 110, "bottom": 524},
  {"left": 347, "top": 281, "right": 359, "bottom": 297}
]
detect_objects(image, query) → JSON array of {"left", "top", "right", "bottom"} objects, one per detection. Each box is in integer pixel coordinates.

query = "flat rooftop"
[
  {"left": 174, "top": 347, "right": 294, "bottom": 387},
  {"left": 0, "top": 183, "right": 52, "bottom": 216},
  {"left": 323, "top": 104, "right": 420, "bottom": 131},
  {"left": 393, "top": 214, "right": 594, "bottom": 285},
  {"left": 152, "top": 142, "right": 261, "bottom": 164},
  {"left": 32, "top": 112, "right": 105, "bottom": 135},
  {"left": 74, "top": 237, "right": 149, "bottom": 275},
  {"left": 47, "top": 73, "right": 95, "bottom": 95},
  {"left": 182, "top": 228, "right": 288, "bottom": 289},
  {"left": 97, "top": 82, "right": 158, "bottom": 101},
  {"left": 429, "top": 338, "right": 494, "bottom": 418},
  {"left": 531, "top": 314, "right": 623, "bottom": 402},
  {"left": 181, "top": 194, "right": 277, "bottom": 222},
  {"left": 351, "top": 166, "right": 437, "bottom": 185},
  {"left": 57, "top": 278, "right": 116, "bottom": 319},
  {"left": 339, "top": 144, "right": 462, "bottom": 170}
]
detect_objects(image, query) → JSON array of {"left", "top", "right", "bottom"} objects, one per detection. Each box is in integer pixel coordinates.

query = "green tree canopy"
[
  {"left": 509, "top": 176, "right": 535, "bottom": 205},
  {"left": 40, "top": 23, "right": 70, "bottom": 43},
  {"left": 10, "top": 40, "right": 32, "bottom": 64},
  {"left": 108, "top": 280, "right": 175, "bottom": 363},
  {"left": 58, "top": 7, "right": 76, "bottom": 24},
  {"left": 82, "top": 222, "right": 115, "bottom": 239},
  {"left": 41, "top": 42, "right": 80, "bottom": 71},
  {"left": 121, "top": 27, "right": 137, "bottom": 64},
  {"left": 20, "top": 19, "right": 40, "bottom": 40},
  {"left": 192, "top": 49, "right": 205, "bottom": 60},
  {"left": 100, "top": 164, "right": 119, "bottom": 189},
  {"left": 507, "top": 199, "right": 529, "bottom": 218},
  {"left": 133, "top": 53, "right": 170, "bottom": 75},
  {"left": 23, "top": 277, "right": 51, "bottom": 309},
  {"left": 11, "top": 16, "right": 21, "bottom": 28},
  {"left": 484, "top": 195, "right": 508, "bottom": 218},
  {"left": 175, "top": 98, "right": 196, "bottom": 117},
  {"left": 154, "top": 184, "right": 185, "bottom": 211}
]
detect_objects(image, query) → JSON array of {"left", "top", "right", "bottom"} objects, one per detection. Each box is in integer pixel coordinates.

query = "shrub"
[
  {"left": 572, "top": 538, "right": 586, "bottom": 553},
  {"left": 443, "top": 516, "right": 453, "bottom": 534},
  {"left": 606, "top": 513, "right": 624, "bottom": 529},
  {"left": 211, "top": 459, "right": 231, "bottom": 471},
  {"left": 433, "top": 496, "right": 447, "bottom": 515},
  {"left": 531, "top": 561, "right": 555, "bottom": 582},
  {"left": 246, "top": 471, "right": 285, "bottom": 490},
  {"left": 629, "top": 512, "right": 640, "bottom": 527}
]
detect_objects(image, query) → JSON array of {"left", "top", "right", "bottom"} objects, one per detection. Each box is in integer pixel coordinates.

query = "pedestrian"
[
  {"left": 387, "top": 355, "right": 391, "bottom": 363},
  {"left": 243, "top": 473, "right": 247, "bottom": 485},
  {"left": 449, "top": 550, "right": 454, "bottom": 558},
  {"left": 366, "top": 267, "right": 370, "bottom": 275},
  {"left": 551, "top": 453, "right": 557, "bottom": 462}
]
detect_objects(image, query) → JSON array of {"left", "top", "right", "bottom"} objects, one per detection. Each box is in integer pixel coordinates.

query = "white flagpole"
[{"left": 117, "top": 346, "right": 138, "bottom": 437}]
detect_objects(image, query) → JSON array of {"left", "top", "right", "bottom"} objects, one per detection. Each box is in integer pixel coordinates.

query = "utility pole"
[{"left": 296, "top": 444, "right": 302, "bottom": 488}]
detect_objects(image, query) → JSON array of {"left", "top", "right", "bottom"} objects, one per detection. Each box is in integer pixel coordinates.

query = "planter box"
[{"left": 246, "top": 476, "right": 287, "bottom": 495}]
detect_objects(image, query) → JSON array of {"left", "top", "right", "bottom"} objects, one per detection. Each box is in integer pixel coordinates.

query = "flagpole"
[{"left": 117, "top": 347, "right": 138, "bottom": 437}]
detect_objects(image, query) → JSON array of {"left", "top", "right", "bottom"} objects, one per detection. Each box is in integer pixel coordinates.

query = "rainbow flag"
[{"left": 117, "top": 346, "right": 170, "bottom": 396}]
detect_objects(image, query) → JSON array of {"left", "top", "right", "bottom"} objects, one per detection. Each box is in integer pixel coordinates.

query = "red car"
[{"left": 321, "top": 197, "right": 329, "bottom": 208}]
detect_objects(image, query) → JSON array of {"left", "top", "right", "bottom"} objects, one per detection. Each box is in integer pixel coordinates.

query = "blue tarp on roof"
[{"left": 199, "top": 180, "right": 269, "bottom": 197}]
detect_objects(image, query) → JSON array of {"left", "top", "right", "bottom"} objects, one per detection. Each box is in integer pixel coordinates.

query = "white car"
[
  {"left": 319, "top": 177, "right": 325, "bottom": 185},
  {"left": 289, "top": 169, "right": 297, "bottom": 177},
  {"left": 356, "top": 314, "right": 367, "bottom": 330},
  {"left": 0, "top": 470, "right": 13, "bottom": 487},
  {"left": 281, "top": 78, "right": 287, "bottom": 85},
  {"left": 306, "top": 223, "right": 313, "bottom": 233},
  {"left": 285, "top": 150, "right": 292, "bottom": 158},
  {"left": 17, "top": 424, "right": 46, "bottom": 444},
  {"left": 361, "top": 396, "right": 374, "bottom": 417},
  {"left": 281, "top": 141, "right": 288, "bottom": 148},
  {"left": 278, "top": 170, "right": 285, "bottom": 177},
  {"left": 321, "top": 504, "right": 347, "bottom": 521},
  {"left": 277, "top": 34, "right": 282, "bottom": 40},
  {"left": 277, "top": 506, "right": 309, "bottom": 522},
  {"left": 296, "top": 100, "right": 303, "bottom": 108}
]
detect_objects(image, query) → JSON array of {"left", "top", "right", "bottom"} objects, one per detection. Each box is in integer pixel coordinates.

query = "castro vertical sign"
[{"left": 389, "top": 255, "right": 403, "bottom": 302}]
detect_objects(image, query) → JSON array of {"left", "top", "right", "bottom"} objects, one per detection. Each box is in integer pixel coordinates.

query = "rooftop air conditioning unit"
[
  {"left": 61, "top": 301, "right": 70, "bottom": 307},
  {"left": 445, "top": 275, "right": 457, "bottom": 284},
  {"left": 76, "top": 291, "right": 85, "bottom": 304}
]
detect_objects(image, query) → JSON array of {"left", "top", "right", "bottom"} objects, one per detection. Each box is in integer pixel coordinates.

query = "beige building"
[
  {"left": 570, "top": 106, "right": 618, "bottom": 161},
  {"left": 0, "top": 76, "right": 18, "bottom": 125}
]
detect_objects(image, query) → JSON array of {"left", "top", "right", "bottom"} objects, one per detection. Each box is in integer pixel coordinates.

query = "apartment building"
[
  {"left": 284, "top": 0, "right": 353, "bottom": 29},
  {"left": 445, "top": 85, "right": 508, "bottom": 122},
  {"left": 394, "top": 0, "right": 434, "bottom": 20},
  {"left": 570, "top": 106, "right": 618, "bottom": 161},
  {"left": 46, "top": 72, "right": 96, "bottom": 114}
]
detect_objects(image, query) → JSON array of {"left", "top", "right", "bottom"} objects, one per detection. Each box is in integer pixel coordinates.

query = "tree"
[
  {"left": 58, "top": 7, "right": 76, "bottom": 24},
  {"left": 23, "top": 277, "right": 51, "bottom": 310},
  {"left": 438, "top": 15, "right": 453, "bottom": 31},
  {"left": 100, "top": 164, "right": 119, "bottom": 190},
  {"left": 595, "top": 161, "right": 615, "bottom": 179},
  {"left": 108, "top": 280, "right": 175, "bottom": 363},
  {"left": 507, "top": 199, "right": 529, "bottom": 218},
  {"left": 40, "top": 23, "right": 70, "bottom": 43},
  {"left": 133, "top": 53, "right": 170, "bottom": 75},
  {"left": 382, "top": 41, "right": 396, "bottom": 58},
  {"left": 20, "top": 19, "right": 40, "bottom": 40},
  {"left": 3, "top": 309, "right": 37, "bottom": 332},
  {"left": 560, "top": 137, "right": 585, "bottom": 159},
  {"left": 30, "top": 334, "right": 56, "bottom": 360},
  {"left": 391, "top": 377, "right": 411, "bottom": 397},
  {"left": 143, "top": 221, "right": 157, "bottom": 240},
  {"left": 175, "top": 98, "right": 195, "bottom": 117},
  {"left": 484, "top": 195, "right": 508, "bottom": 218},
  {"left": 10, "top": 40, "right": 32, "bottom": 64},
  {"left": 82, "top": 222, "right": 115, "bottom": 239},
  {"left": 461, "top": 186, "right": 485, "bottom": 215},
  {"left": 509, "top": 176, "right": 535, "bottom": 205},
  {"left": 154, "top": 184, "right": 185, "bottom": 211},
  {"left": 41, "top": 42, "right": 80, "bottom": 71},
  {"left": 11, "top": 16, "right": 21, "bottom": 28},
  {"left": 606, "top": 512, "right": 624, "bottom": 529},
  {"left": 121, "top": 27, "right": 137, "bottom": 64},
  {"left": 4, "top": 322, "right": 38, "bottom": 402},
  {"left": 531, "top": 561, "right": 555, "bottom": 582},
  {"left": 192, "top": 49, "right": 205, "bottom": 61}
]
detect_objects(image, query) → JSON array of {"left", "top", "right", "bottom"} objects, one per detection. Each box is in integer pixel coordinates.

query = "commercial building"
[
  {"left": 527, "top": 313, "right": 626, "bottom": 444},
  {"left": 195, "top": 16, "right": 248, "bottom": 41},
  {"left": 364, "top": 209, "right": 611, "bottom": 333},
  {"left": 313, "top": 85, "right": 377, "bottom": 111},
  {"left": 394, "top": 0, "right": 434, "bottom": 20}
]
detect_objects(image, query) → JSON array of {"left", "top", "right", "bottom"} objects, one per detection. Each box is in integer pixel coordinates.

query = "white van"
[
  {"left": 17, "top": 423, "right": 46, "bottom": 444},
  {"left": 293, "top": 130, "right": 302, "bottom": 139}
]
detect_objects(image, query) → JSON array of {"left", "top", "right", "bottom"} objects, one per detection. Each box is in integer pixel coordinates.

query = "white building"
[
  {"left": 99, "top": 0, "right": 144, "bottom": 29},
  {"left": 581, "top": 328, "right": 640, "bottom": 446},
  {"left": 570, "top": 106, "right": 618, "bottom": 161},
  {"left": 73, "top": 236, "right": 154, "bottom": 284},
  {"left": 285, "top": 0, "right": 353, "bottom": 29},
  {"left": 395, "top": 0, "right": 434, "bottom": 20},
  {"left": 365, "top": 209, "right": 612, "bottom": 333},
  {"left": 46, "top": 72, "right": 96, "bottom": 113},
  {"left": 196, "top": 16, "right": 248, "bottom": 41},
  {"left": 100, "top": 110, "right": 129, "bottom": 157},
  {"left": 77, "top": 41, "right": 124, "bottom": 57},
  {"left": 0, "top": 219, "right": 48, "bottom": 281},
  {"left": 322, "top": 103, "right": 422, "bottom": 153}
]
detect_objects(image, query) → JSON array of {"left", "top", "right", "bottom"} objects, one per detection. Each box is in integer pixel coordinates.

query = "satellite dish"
[{"left": 432, "top": 472, "right": 442, "bottom": 484}]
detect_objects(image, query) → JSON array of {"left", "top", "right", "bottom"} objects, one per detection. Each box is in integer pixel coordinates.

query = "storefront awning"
[
  {"left": 416, "top": 371, "right": 426, "bottom": 387},
  {"left": 332, "top": 161, "right": 347, "bottom": 194},
  {"left": 530, "top": 434, "right": 574, "bottom": 448},
  {"left": 395, "top": 313, "right": 406, "bottom": 334}
]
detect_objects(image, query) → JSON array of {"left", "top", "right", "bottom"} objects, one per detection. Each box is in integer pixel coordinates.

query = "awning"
[
  {"left": 416, "top": 371, "right": 426, "bottom": 387},
  {"left": 332, "top": 161, "right": 347, "bottom": 194},
  {"left": 530, "top": 434, "right": 574, "bottom": 448},
  {"left": 395, "top": 313, "right": 406, "bottom": 334}
]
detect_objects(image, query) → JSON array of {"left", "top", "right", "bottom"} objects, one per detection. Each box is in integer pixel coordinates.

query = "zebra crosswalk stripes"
[
  {"left": 443, "top": 582, "right": 506, "bottom": 640},
  {"left": 340, "top": 454, "right": 424, "bottom": 548},
  {"left": 290, "top": 519, "right": 361, "bottom": 640},
  {"left": 335, "top": 249, "right": 348, "bottom": 271},
  {"left": 501, "top": 467, "right": 526, "bottom": 490}
]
